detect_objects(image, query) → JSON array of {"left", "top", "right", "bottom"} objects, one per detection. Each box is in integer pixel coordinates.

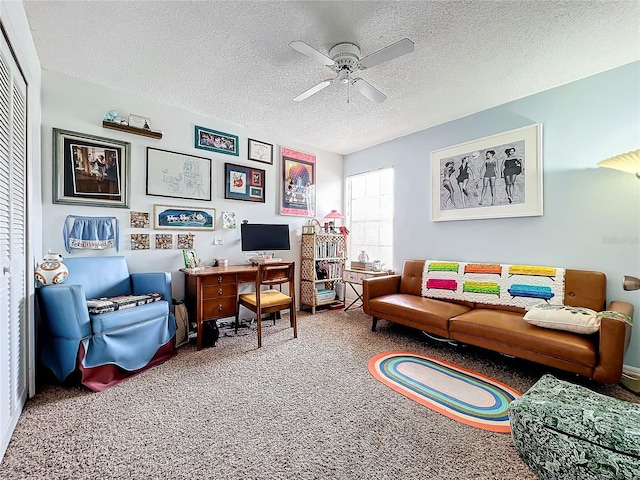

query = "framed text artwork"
[
  {"left": 53, "top": 128, "right": 130, "bottom": 208},
  {"left": 224, "top": 163, "right": 265, "bottom": 203},
  {"left": 194, "top": 125, "right": 239, "bottom": 156},
  {"left": 430, "top": 123, "right": 543, "bottom": 222},
  {"left": 153, "top": 204, "right": 216, "bottom": 231},
  {"left": 280, "top": 146, "right": 316, "bottom": 217},
  {"left": 146, "top": 147, "right": 212, "bottom": 201},
  {"left": 248, "top": 138, "right": 274, "bottom": 164}
]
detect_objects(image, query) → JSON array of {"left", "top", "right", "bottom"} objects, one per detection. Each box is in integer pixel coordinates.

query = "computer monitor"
[{"left": 240, "top": 223, "right": 291, "bottom": 252}]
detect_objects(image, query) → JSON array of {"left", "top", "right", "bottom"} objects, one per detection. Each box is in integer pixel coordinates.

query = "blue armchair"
[{"left": 38, "top": 256, "right": 177, "bottom": 391}]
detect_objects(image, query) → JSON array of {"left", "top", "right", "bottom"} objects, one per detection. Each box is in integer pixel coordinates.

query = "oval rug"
[{"left": 368, "top": 351, "right": 521, "bottom": 433}]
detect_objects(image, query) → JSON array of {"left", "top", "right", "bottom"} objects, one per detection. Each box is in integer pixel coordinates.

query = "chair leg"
[
  {"left": 257, "top": 314, "right": 262, "bottom": 348},
  {"left": 235, "top": 312, "right": 239, "bottom": 334},
  {"left": 291, "top": 307, "right": 297, "bottom": 339}
]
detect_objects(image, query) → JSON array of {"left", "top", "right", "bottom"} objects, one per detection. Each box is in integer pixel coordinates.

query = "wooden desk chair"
[{"left": 237, "top": 262, "right": 297, "bottom": 348}]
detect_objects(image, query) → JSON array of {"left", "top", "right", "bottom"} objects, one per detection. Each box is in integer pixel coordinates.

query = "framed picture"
[
  {"left": 430, "top": 124, "right": 543, "bottom": 222},
  {"left": 194, "top": 125, "right": 239, "bottom": 156},
  {"left": 224, "top": 163, "right": 265, "bottom": 203},
  {"left": 146, "top": 147, "right": 212, "bottom": 201},
  {"left": 182, "top": 249, "right": 198, "bottom": 268},
  {"left": 128, "top": 114, "right": 151, "bottom": 130},
  {"left": 153, "top": 204, "right": 216, "bottom": 231},
  {"left": 248, "top": 138, "right": 273, "bottom": 164},
  {"left": 53, "top": 128, "right": 130, "bottom": 208},
  {"left": 280, "top": 146, "right": 316, "bottom": 217}
]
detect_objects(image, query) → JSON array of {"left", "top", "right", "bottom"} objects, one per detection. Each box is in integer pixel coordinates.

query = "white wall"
[
  {"left": 345, "top": 62, "right": 640, "bottom": 367},
  {"left": 40, "top": 70, "right": 343, "bottom": 300}
]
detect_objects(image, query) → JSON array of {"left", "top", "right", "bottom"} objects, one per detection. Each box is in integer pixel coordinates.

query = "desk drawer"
[
  {"left": 201, "top": 273, "right": 236, "bottom": 286},
  {"left": 203, "top": 296, "right": 237, "bottom": 319},
  {"left": 203, "top": 284, "right": 237, "bottom": 299}
]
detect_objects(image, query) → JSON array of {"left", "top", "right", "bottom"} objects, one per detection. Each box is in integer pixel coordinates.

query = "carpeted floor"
[{"left": 2, "top": 309, "right": 637, "bottom": 479}]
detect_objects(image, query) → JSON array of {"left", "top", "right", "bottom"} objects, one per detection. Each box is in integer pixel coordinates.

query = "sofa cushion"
[
  {"left": 90, "top": 300, "right": 170, "bottom": 334},
  {"left": 523, "top": 304, "right": 599, "bottom": 334},
  {"left": 368, "top": 294, "right": 471, "bottom": 333},
  {"left": 450, "top": 309, "right": 597, "bottom": 367},
  {"left": 87, "top": 293, "right": 163, "bottom": 314}
]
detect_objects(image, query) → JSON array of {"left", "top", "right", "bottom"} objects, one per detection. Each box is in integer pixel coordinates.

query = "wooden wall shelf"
[{"left": 102, "top": 121, "right": 163, "bottom": 139}]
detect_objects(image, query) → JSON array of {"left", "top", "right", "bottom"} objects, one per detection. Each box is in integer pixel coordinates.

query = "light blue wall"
[{"left": 344, "top": 62, "right": 640, "bottom": 367}]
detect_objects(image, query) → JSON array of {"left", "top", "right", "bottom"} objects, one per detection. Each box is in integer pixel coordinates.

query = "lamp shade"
[
  {"left": 623, "top": 275, "right": 640, "bottom": 291},
  {"left": 597, "top": 149, "right": 640, "bottom": 178},
  {"left": 324, "top": 209, "right": 344, "bottom": 219}
]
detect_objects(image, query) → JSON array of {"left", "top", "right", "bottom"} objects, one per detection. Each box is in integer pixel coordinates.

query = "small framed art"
[
  {"left": 224, "top": 163, "right": 265, "bottom": 203},
  {"left": 182, "top": 249, "right": 198, "bottom": 268},
  {"left": 153, "top": 204, "right": 216, "bottom": 230},
  {"left": 194, "top": 125, "right": 239, "bottom": 156},
  {"left": 248, "top": 138, "right": 273, "bottom": 164},
  {"left": 128, "top": 114, "right": 151, "bottom": 130}
]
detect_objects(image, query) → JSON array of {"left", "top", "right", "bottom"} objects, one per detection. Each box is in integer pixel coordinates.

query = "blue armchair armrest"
[
  {"left": 131, "top": 272, "right": 172, "bottom": 303},
  {"left": 38, "top": 284, "right": 92, "bottom": 338},
  {"left": 38, "top": 284, "right": 92, "bottom": 382}
]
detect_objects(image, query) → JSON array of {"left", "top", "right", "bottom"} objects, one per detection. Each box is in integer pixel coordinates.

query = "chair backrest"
[
  {"left": 63, "top": 256, "right": 132, "bottom": 300},
  {"left": 256, "top": 262, "right": 296, "bottom": 300}
]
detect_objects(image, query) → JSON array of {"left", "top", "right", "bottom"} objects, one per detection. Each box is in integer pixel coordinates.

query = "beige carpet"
[{"left": 2, "top": 309, "right": 637, "bottom": 479}]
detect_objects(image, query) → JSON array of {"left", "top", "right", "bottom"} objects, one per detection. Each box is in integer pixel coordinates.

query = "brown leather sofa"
[{"left": 363, "top": 260, "right": 634, "bottom": 383}]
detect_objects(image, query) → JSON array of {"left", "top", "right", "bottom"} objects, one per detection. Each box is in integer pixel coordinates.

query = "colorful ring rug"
[{"left": 368, "top": 351, "right": 521, "bottom": 433}]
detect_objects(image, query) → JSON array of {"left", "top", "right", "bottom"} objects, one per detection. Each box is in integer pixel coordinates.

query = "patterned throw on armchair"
[{"left": 37, "top": 256, "right": 177, "bottom": 391}]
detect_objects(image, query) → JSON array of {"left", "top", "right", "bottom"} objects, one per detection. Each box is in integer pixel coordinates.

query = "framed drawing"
[
  {"left": 153, "top": 204, "right": 216, "bottom": 231},
  {"left": 146, "top": 147, "right": 212, "bottom": 201},
  {"left": 53, "top": 128, "right": 130, "bottom": 208},
  {"left": 248, "top": 138, "right": 273, "bottom": 164},
  {"left": 224, "top": 163, "right": 265, "bottom": 203},
  {"left": 194, "top": 125, "right": 239, "bottom": 156},
  {"left": 280, "top": 147, "right": 316, "bottom": 217},
  {"left": 430, "top": 124, "right": 543, "bottom": 222}
]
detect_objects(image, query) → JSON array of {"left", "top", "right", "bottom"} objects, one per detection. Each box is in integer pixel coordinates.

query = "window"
[{"left": 346, "top": 168, "right": 393, "bottom": 270}]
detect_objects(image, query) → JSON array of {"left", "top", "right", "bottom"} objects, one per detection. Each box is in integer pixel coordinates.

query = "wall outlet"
[{"left": 214, "top": 237, "right": 223, "bottom": 245}]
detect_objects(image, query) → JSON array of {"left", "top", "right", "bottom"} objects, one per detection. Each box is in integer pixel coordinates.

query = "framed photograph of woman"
[
  {"left": 430, "top": 124, "right": 543, "bottom": 222},
  {"left": 280, "top": 146, "right": 316, "bottom": 217},
  {"left": 53, "top": 128, "right": 130, "bottom": 208}
]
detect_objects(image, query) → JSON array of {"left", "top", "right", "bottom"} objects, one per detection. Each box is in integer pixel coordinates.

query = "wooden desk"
[
  {"left": 181, "top": 263, "right": 295, "bottom": 350},
  {"left": 342, "top": 268, "right": 391, "bottom": 311},
  {"left": 181, "top": 265, "right": 258, "bottom": 350}
]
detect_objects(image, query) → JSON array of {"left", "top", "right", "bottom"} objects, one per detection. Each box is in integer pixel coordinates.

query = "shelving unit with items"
[{"left": 300, "top": 232, "right": 346, "bottom": 314}]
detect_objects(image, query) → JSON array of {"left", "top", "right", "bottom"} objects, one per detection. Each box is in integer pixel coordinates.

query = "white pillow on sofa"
[{"left": 523, "top": 304, "right": 599, "bottom": 334}]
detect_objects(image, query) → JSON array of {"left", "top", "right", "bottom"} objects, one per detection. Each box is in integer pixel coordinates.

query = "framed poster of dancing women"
[
  {"left": 280, "top": 146, "right": 316, "bottom": 217},
  {"left": 430, "top": 124, "right": 543, "bottom": 222}
]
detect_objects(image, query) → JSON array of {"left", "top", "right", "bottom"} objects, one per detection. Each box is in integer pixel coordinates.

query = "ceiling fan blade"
[
  {"left": 352, "top": 78, "right": 387, "bottom": 103},
  {"left": 293, "top": 80, "right": 333, "bottom": 102},
  {"left": 289, "top": 41, "right": 335, "bottom": 66},
  {"left": 358, "top": 38, "right": 414, "bottom": 69}
]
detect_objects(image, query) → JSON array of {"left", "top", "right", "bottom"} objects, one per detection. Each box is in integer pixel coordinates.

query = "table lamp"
[{"left": 324, "top": 209, "right": 344, "bottom": 233}]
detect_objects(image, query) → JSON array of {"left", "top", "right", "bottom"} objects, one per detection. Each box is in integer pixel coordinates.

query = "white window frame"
[{"left": 345, "top": 167, "right": 394, "bottom": 270}]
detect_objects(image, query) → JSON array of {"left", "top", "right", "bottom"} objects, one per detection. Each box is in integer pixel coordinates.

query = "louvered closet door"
[{"left": 0, "top": 28, "right": 28, "bottom": 460}]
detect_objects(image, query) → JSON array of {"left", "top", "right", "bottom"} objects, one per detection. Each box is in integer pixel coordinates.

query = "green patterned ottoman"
[{"left": 509, "top": 374, "right": 640, "bottom": 480}]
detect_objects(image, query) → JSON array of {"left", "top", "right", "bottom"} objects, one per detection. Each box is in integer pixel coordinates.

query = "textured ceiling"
[{"left": 23, "top": 0, "right": 640, "bottom": 155}]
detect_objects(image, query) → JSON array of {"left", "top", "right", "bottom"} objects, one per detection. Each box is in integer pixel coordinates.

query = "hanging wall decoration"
[
  {"left": 280, "top": 146, "right": 316, "bottom": 217},
  {"left": 146, "top": 147, "right": 212, "bottom": 201},
  {"left": 63, "top": 215, "right": 119, "bottom": 253},
  {"left": 224, "top": 163, "right": 265, "bottom": 203},
  {"left": 194, "top": 125, "right": 239, "bottom": 156},
  {"left": 131, "top": 234, "right": 150, "bottom": 250},
  {"left": 53, "top": 128, "right": 130, "bottom": 208},
  {"left": 430, "top": 124, "right": 543, "bottom": 222}
]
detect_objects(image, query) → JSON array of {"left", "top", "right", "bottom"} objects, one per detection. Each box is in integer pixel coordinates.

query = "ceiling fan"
[{"left": 289, "top": 38, "right": 414, "bottom": 103}]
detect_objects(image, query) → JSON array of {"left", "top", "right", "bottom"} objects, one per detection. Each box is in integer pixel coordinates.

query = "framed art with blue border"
[
  {"left": 194, "top": 125, "right": 239, "bottom": 156},
  {"left": 224, "top": 163, "right": 265, "bottom": 203}
]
